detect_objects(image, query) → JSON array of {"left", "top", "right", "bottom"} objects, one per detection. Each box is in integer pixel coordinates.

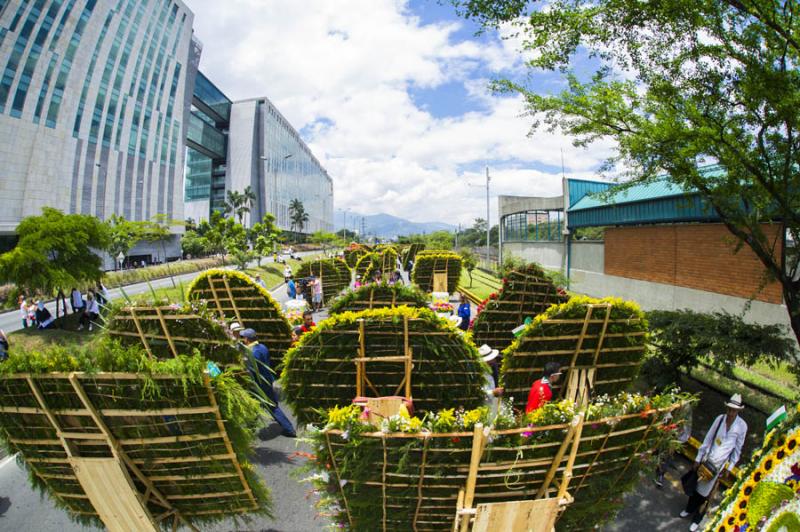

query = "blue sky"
[{"left": 187, "top": 0, "right": 614, "bottom": 226}]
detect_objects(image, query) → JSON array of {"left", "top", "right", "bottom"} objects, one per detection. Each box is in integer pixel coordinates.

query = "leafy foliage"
[
  {"left": 302, "top": 389, "right": 691, "bottom": 531},
  {"left": 0, "top": 207, "right": 109, "bottom": 294},
  {"left": 446, "top": 0, "right": 800, "bottom": 343},
  {"left": 249, "top": 213, "right": 283, "bottom": 266},
  {"left": 188, "top": 269, "right": 293, "bottom": 367},
  {"left": 472, "top": 261, "right": 568, "bottom": 352},
  {"left": 295, "top": 258, "right": 351, "bottom": 304},
  {"left": 0, "top": 340, "right": 272, "bottom": 527},
  {"left": 643, "top": 309, "right": 799, "bottom": 390},
  {"left": 354, "top": 248, "right": 399, "bottom": 281}
]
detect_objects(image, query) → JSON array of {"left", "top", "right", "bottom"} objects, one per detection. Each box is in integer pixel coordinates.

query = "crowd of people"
[{"left": 15, "top": 283, "right": 110, "bottom": 332}]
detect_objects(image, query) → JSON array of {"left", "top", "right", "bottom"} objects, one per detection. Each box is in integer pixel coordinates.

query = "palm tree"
[
  {"left": 289, "top": 198, "right": 309, "bottom": 240},
  {"left": 241, "top": 186, "right": 257, "bottom": 225},
  {"left": 224, "top": 190, "right": 243, "bottom": 221}
]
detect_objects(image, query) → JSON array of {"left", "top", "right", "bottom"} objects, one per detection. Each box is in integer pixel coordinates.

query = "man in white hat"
[
  {"left": 229, "top": 321, "right": 244, "bottom": 340},
  {"left": 681, "top": 393, "right": 747, "bottom": 531}
]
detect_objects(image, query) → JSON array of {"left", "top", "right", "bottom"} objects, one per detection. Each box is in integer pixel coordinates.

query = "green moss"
[{"left": 328, "top": 282, "right": 430, "bottom": 315}]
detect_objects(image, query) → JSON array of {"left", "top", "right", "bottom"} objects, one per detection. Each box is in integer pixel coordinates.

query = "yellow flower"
[
  {"left": 463, "top": 408, "right": 486, "bottom": 429},
  {"left": 408, "top": 417, "right": 423, "bottom": 432},
  {"left": 398, "top": 404, "right": 410, "bottom": 419}
]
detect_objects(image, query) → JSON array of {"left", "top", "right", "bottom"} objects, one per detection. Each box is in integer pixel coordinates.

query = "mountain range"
[{"left": 334, "top": 210, "right": 456, "bottom": 240}]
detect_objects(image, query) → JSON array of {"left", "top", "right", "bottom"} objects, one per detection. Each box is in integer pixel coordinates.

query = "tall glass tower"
[{"left": 0, "top": 0, "right": 196, "bottom": 259}]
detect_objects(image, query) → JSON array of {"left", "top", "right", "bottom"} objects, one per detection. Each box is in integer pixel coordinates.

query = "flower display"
[
  {"left": 429, "top": 301, "right": 454, "bottom": 313},
  {"left": 301, "top": 390, "right": 691, "bottom": 532},
  {"left": 707, "top": 408, "right": 800, "bottom": 532}
]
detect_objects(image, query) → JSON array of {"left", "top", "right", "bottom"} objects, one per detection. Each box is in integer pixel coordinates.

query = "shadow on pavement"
[{"left": 0, "top": 496, "right": 10, "bottom": 516}]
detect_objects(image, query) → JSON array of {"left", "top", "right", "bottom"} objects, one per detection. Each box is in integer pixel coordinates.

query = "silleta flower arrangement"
[
  {"left": 430, "top": 301, "right": 454, "bottom": 313},
  {"left": 299, "top": 389, "right": 692, "bottom": 531},
  {"left": 706, "top": 405, "right": 800, "bottom": 532}
]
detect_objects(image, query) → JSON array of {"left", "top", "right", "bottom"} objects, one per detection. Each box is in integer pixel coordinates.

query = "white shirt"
[
  {"left": 695, "top": 414, "right": 747, "bottom": 496},
  {"left": 71, "top": 290, "right": 84, "bottom": 308},
  {"left": 86, "top": 299, "right": 100, "bottom": 314}
]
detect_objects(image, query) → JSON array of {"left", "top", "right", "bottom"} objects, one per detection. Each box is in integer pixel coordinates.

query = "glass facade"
[
  {"left": 503, "top": 210, "right": 564, "bottom": 242},
  {"left": 257, "top": 97, "right": 333, "bottom": 233},
  {"left": 183, "top": 71, "right": 230, "bottom": 216},
  {"left": 0, "top": 0, "right": 194, "bottom": 249}
]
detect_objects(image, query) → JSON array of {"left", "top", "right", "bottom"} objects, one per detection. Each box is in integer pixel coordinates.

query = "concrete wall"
[
  {"left": 503, "top": 241, "right": 565, "bottom": 271},
  {"left": 501, "top": 238, "right": 793, "bottom": 334},
  {"left": 569, "top": 267, "right": 793, "bottom": 333}
]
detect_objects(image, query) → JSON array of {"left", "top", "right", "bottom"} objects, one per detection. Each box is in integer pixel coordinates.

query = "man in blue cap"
[{"left": 240, "top": 328, "right": 297, "bottom": 437}]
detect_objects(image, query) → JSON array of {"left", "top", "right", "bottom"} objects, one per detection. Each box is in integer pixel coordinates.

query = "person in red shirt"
[
  {"left": 298, "top": 310, "right": 316, "bottom": 334},
  {"left": 526, "top": 362, "right": 563, "bottom": 413}
]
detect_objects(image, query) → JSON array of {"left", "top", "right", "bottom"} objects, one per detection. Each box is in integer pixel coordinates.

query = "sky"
[{"left": 185, "top": 0, "right": 616, "bottom": 227}]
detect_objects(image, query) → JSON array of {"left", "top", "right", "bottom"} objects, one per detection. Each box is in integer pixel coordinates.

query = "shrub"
[
  {"left": 102, "top": 258, "right": 224, "bottom": 289},
  {"left": 644, "top": 309, "right": 799, "bottom": 390}
]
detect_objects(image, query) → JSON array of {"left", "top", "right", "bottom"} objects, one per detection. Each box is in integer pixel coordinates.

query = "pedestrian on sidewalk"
[
  {"left": 254, "top": 274, "right": 266, "bottom": 289},
  {"left": 680, "top": 394, "right": 747, "bottom": 531},
  {"left": 283, "top": 264, "right": 292, "bottom": 282},
  {"left": 239, "top": 328, "right": 296, "bottom": 437},
  {"left": 18, "top": 295, "right": 28, "bottom": 328}
]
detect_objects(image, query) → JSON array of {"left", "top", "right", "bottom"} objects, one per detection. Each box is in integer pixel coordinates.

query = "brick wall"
[{"left": 604, "top": 223, "right": 783, "bottom": 304}]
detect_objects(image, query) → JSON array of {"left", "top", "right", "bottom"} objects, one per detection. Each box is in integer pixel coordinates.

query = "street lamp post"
[{"left": 485, "top": 166, "right": 491, "bottom": 267}]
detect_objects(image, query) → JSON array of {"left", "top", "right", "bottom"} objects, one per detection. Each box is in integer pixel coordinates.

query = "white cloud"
[{"left": 186, "top": 0, "right": 614, "bottom": 226}]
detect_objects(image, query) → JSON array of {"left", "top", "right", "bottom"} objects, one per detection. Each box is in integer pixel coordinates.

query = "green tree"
[
  {"left": 288, "top": 198, "right": 309, "bottom": 238},
  {"left": 310, "top": 230, "right": 339, "bottom": 253},
  {"left": 241, "top": 186, "right": 257, "bottom": 225},
  {"left": 459, "top": 248, "right": 478, "bottom": 287},
  {"left": 105, "top": 214, "right": 145, "bottom": 265},
  {"left": 426, "top": 230, "right": 454, "bottom": 250},
  {"left": 181, "top": 230, "right": 210, "bottom": 258},
  {"left": 450, "top": 0, "right": 800, "bottom": 343},
  {"left": 0, "top": 208, "right": 109, "bottom": 317},
  {"left": 249, "top": 213, "right": 282, "bottom": 266}
]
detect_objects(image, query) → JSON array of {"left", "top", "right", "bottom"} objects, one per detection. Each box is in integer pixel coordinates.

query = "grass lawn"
[
  {"left": 457, "top": 268, "right": 502, "bottom": 301},
  {"left": 8, "top": 311, "right": 99, "bottom": 352}
]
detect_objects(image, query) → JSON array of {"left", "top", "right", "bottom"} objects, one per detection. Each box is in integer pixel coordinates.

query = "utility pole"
[{"left": 485, "top": 166, "right": 491, "bottom": 267}]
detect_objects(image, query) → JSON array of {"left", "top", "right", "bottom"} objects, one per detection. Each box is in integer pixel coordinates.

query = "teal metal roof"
[
  {"left": 567, "top": 165, "right": 723, "bottom": 228},
  {"left": 566, "top": 179, "right": 614, "bottom": 207}
]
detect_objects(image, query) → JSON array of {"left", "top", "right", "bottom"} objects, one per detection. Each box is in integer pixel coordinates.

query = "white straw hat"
[
  {"left": 478, "top": 344, "right": 499, "bottom": 362},
  {"left": 725, "top": 393, "right": 745, "bottom": 410}
]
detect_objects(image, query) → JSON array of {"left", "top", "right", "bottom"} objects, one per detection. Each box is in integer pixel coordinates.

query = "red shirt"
[
  {"left": 526, "top": 378, "right": 552, "bottom": 413},
  {"left": 299, "top": 322, "right": 316, "bottom": 334}
]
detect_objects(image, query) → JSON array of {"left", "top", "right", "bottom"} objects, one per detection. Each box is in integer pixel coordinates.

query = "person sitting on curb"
[
  {"left": 35, "top": 301, "right": 55, "bottom": 329},
  {"left": 526, "top": 362, "right": 563, "bottom": 413},
  {"left": 239, "top": 328, "right": 296, "bottom": 438}
]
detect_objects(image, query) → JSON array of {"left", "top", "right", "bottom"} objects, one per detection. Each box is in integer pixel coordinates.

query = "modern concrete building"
[
  {"left": 0, "top": 0, "right": 197, "bottom": 261},
  {"left": 0, "top": 0, "right": 334, "bottom": 263}
]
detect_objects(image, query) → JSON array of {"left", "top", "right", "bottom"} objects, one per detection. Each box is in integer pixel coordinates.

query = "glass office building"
[
  {"left": 0, "top": 0, "right": 333, "bottom": 259},
  {"left": 227, "top": 96, "right": 333, "bottom": 233},
  {"left": 0, "top": 0, "right": 196, "bottom": 261}
]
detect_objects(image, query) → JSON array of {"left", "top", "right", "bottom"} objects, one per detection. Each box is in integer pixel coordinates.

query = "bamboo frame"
[
  {"left": 0, "top": 372, "right": 260, "bottom": 528},
  {"left": 354, "top": 316, "right": 414, "bottom": 401},
  {"left": 321, "top": 401, "right": 684, "bottom": 531}
]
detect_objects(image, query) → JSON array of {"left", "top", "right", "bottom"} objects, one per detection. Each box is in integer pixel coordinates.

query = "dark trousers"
[
  {"left": 685, "top": 490, "right": 708, "bottom": 524},
  {"left": 80, "top": 311, "right": 99, "bottom": 327},
  {"left": 261, "top": 383, "right": 296, "bottom": 435}
]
